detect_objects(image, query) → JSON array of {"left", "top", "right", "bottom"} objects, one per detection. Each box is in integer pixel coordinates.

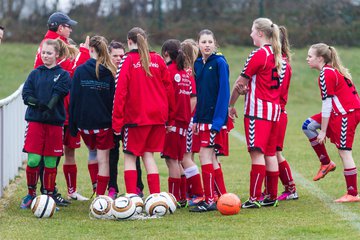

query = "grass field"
[{"left": 1, "top": 43, "right": 360, "bottom": 239}]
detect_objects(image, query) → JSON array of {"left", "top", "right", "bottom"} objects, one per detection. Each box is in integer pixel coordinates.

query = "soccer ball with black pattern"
[
  {"left": 31, "top": 195, "right": 56, "bottom": 218},
  {"left": 90, "top": 195, "right": 114, "bottom": 219},
  {"left": 111, "top": 196, "right": 136, "bottom": 220},
  {"left": 144, "top": 193, "right": 169, "bottom": 217}
]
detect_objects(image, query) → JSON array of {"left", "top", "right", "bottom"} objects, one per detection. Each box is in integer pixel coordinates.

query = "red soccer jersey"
[
  {"left": 241, "top": 45, "right": 283, "bottom": 121},
  {"left": 279, "top": 58, "right": 292, "bottom": 110},
  {"left": 112, "top": 50, "right": 175, "bottom": 133},
  {"left": 168, "top": 62, "right": 193, "bottom": 127},
  {"left": 319, "top": 65, "right": 360, "bottom": 115}
]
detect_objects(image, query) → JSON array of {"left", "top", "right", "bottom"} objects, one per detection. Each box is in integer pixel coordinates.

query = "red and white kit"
[
  {"left": 162, "top": 61, "right": 193, "bottom": 160},
  {"left": 112, "top": 50, "right": 175, "bottom": 154},
  {"left": 317, "top": 65, "right": 360, "bottom": 149},
  {"left": 241, "top": 45, "right": 285, "bottom": 155}
]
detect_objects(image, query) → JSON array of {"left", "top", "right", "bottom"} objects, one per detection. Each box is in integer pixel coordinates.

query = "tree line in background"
[{"left": 1, "top": 0, "right": 360, "bottom": 47}]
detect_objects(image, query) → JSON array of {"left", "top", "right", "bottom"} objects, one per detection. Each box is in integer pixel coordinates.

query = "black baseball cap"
[{"left": 47, "top": 12, "right": 77, "bottom": 28}]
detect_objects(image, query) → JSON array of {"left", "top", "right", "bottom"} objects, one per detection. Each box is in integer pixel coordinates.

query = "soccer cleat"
[
  {"left": 188, "top": 195, "right": 205, "bottom": 207},
  {"left": 277, "top": 191, "right": 299, "bottom": 201},
  {"left": 20, "top": 194, "right": 35, "bottom": 209},
  {"left": 334, "top": 194, "right": 360, "bottom": 203},
  {"left": 260, "top": 198, "right": 279, "bottom": 207},
  {"left": 108, "top": 187, "right": 117, "bottom": 200},
  {"left": 313, "top": 161, "right": 336, "bottom": 181},
  {"left": 68, "top": 192, "right": 89, "bottom": 201},
  {"left": 189, "top": 201, "right": 217, "bottom": 212},
  {"left": 177, "top": 199, "right": 189, "bottom": 208},
  {"left": 51, "top": 193, "right": 70, "bottom": 207},
  {"left": 241, "top": 199, "right": 261, "bottom": 209},
  {"left": 258, "top": 192, "right": 266, "bottom": 201}
]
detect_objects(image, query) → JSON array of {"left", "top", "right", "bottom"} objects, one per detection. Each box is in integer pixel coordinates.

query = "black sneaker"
[
  {"left": 51, "top": 193, "right": 70, "bottom": 207},
  {"left": 189, "top": 201, "right": 217, "bottom": 212},
  {"left": 241, "top": 199, "right": 261, "bottom": 209},
  {"left": 260, "top": 198, "right": 279, "bottom": 207}
]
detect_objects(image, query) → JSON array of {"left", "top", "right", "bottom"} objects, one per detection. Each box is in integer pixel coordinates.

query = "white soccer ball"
[
  {"left": 126, "top": 193, "right": 144, "bottom": 214},
  {"left": 159, "top": 192, "right": 177, "bottom": 214},
  {"left": 111, "top": 196, "right": 136, "bottom": 220},
  {"left": 144, "top": 193, "right": 169, "bottom": 217},
  {"left": 90, "top": 195, "right": 114, "bottom": 219},
  {"left": 30, "top": 195, "right": 56, "bottom": 218}
]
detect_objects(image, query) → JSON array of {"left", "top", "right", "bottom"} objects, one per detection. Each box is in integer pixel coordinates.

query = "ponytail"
[
  {"left": 177, "top": 41, "right": 197, "bottom": 71},
  {"left": 311, "top": 43, "right": 352, "bottom": 80},
  {"left": 279, "top": 26, "right": 291, "bottom": 62},
  {"left": 128, "top": 27, "right": 152, "bottom": 76},
  {"left": 89, "top": 35, "right": 117, "bottom": 79}
]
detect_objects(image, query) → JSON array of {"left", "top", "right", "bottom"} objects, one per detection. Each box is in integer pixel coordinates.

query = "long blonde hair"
[
  {"left": 44, "top": 39, "right": 70, "bottom": 59},
  {"left": 127, "top": 27, "right": 152, "bottom": 76},
  {"left": 279, "top": 26, "right": 291, "bottom": 63},
  {"left": 310, "top": 43, "right": 351, "bottom": 79},
  {"left": 89, "top": 35, "right": 117, "bottom": 79},
  {"left": 253, "top": 18, "right": 282, "bottom": 73}
]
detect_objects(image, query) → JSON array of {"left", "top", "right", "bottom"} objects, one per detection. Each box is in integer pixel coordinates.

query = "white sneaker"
[{"left": 68, "top": 192, "right": 89, "bottom": 201}]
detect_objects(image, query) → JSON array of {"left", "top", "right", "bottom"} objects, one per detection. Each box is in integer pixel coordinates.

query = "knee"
[{"left": 27, "top": 153, "right": 41, "bottom": 168}]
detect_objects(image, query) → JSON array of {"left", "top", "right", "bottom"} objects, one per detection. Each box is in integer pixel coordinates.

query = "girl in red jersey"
[
  {"left": 20, "top": 39, "right": 70, "bottom": 209},
  {"left": 189, "top": 30, "right": 230, "bottom": 212},
  {"left": 304, "top": 43, "right": 360, "bottom": 202},
  {"left": 69, "top": 36, "right": 117, "bottom": 196},
  {"left": 229, "top": 18, "right": 283, "bottom": 208},
  {"left": 160, "top": 39, "right": 200, "bottom": 206},
  {"left": 112, "top": 27, "right": 175, "bottom": 195},
  {"left": 272, "top": 26, "right": 298, "bottom": 201}
]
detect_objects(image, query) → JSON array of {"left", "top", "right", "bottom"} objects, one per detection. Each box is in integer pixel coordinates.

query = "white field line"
[{"left": 230, "top": 130, "right": 360, "bottom": 232}]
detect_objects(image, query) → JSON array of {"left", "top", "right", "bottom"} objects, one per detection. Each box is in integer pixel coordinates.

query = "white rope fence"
[{"left": 0, "top": 84, "right": 27, "bottom": 198}]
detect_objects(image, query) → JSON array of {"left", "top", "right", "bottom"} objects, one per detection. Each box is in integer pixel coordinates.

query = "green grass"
[
  {"left": 1, "top": 44, "right": 360, "bottom": 239},
  {"left": 0, "top": 43, "right": 38, "bottom": 99}
]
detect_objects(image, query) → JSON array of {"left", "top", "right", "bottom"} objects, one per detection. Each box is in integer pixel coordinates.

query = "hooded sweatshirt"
[
  {"left": 22, "top": 65, "right": 70, "bottom": 126},
  {"left": 193, "top": 53, "right": 230, "bottom": 132},
  {"left": 69, "top": 58, "right": 115, "bottom": 136}
]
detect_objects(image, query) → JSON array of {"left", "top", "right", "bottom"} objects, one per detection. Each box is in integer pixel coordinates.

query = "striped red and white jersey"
[
  {"left": 319, "top": 65, "right": 360, "bottom": 115},
  {"left": 241, "top": 45, "right": 285, "bottom": 121}
]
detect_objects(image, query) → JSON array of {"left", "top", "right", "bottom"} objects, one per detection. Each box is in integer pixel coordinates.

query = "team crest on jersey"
[
  {"left": 209, "top": 66, "right": 213, "bottom": 70},
  {"left": 53, "top": 74, "right": 60, "bottom": 82},
  {"left": 174, "top": 73, "right": 181, "bottom": 83}
]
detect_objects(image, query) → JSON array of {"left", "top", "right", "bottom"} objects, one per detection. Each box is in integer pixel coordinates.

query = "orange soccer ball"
[{"left": 217, "top": 193, "right": 241, "bottom": 215}]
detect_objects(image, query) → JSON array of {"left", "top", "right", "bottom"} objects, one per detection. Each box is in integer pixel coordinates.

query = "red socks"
[
  {"left": 26, "top": 166, "right": 39, "bottom": 196},
  {"left": 214, "top": 167, "right": 227, "bottom": 196},
  {"left": 279, "top": 160, "right": 296, "bottom": 193},
  {"left": 265, "top": 171, "right": 279, "bottom": 200},
  {"left": 188, "top": 174, "right": 204, "bottom": 197},
  {"left": 147, "top": 173, "right": 160, "bottom": 194},
  {"left": 168, "top": 177, "right": 181, "bottom": 201},
  {"left": 43, "top": 167, "right": 57, "bottom": 194},
  {"left": 250, "top": 164, "right": 266, "bottom": 201},
  {"left": 309, "top": 137, "right": 331, "bottom": 165},
  {"left": 180, "top": 175, "right": 187, "bottom": 201},
  {"left": 63, "top": 164, "right": 77, "bottom": 194},
  {"left": 344, "top": 167, "right": 358, "bottom": 196},
  {"left": 96, "top": 175, "right": 110, "bottom": 195},
  {"left": 88, "top": 162, "right": 98, "bottom": 191},
  {"left": 201, "top": 164, "right": 215, "bottom": 204},
  {"left": 124, "top": 170, "right": 137, "bottom": 194}
]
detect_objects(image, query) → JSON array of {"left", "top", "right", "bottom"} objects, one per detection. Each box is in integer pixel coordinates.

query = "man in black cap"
[{"left": 31, "top": 12, "right": 90, "bottom": 207}]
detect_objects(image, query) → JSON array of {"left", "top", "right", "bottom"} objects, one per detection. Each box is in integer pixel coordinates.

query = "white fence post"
[{"left": 0, "top": 84, "right": 27, "bottom": 198}]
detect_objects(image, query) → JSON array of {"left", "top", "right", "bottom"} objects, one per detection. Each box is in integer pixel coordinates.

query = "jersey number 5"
[{"left": 271, "top": 68, "right": 280, "bottom": 89}]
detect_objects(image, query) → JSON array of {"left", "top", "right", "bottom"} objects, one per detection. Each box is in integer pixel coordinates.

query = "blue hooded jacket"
[
  {"left": 22, "top": 65, "right": 70, "bottom": 126},
  {"left": 69, "top": 58, "right": 115, "bottom": 136},
  {"left": 193, "top": 53, "right": 230, "bottom": 132}
]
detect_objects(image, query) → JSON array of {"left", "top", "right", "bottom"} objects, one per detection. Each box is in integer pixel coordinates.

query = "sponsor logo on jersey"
[
  {"left": 53, "top": 74, "right": 60, "bottom": 82},
  {"left": 174, "top": 73, "right": 181, "bottom": 83}
]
